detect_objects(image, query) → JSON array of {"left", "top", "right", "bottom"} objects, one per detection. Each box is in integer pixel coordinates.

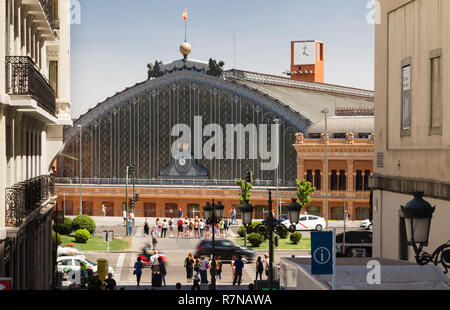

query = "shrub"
[
  {"left": 290, "top": 232, "right": 302, "bottom": 245},
  {"left": 72, "top": 214, "right": 96, "bottom": 235},
  {"left": 53, "top": 217, "right": 73, "bottom": 235},
  {"left": 247, "top": 233, "right": 264, "bottom": 247},
  {"left": 74, "top": 229, "right": 91, "bottom": 243},
  {"left": 52, "top": 232, "right": 61, "bottom": 245},
  {"left": 277, "top": 225, "right": 289, "bottom": 239},
  {"left": 237, "top": 225, "right": 247, "bottom": 238}
]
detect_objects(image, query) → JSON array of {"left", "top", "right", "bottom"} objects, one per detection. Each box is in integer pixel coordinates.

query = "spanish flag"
[{"left": 183, "top": 9, "right": 187, "bottom": 21}]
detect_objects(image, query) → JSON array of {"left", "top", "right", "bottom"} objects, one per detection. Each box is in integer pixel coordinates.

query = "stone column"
[
  {"left": 0, "top": 106, "right": 6, "bottom": 230},
  {"left": 14, "top": 112, "right": 22, "bottom": 184},
  {"left": 347, "top": 159, "right": 354, "bottom": 192},
  {"left": 297, "top": 158, "right": 305, "bottom": 181}
]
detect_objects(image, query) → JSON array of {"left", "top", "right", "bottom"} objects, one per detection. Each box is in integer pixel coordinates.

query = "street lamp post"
[
  {"left": 238, "top": 200, "right": 254, "bottom": 247},
  {"left": 77, "top": 125, "right": 82, "bottom": 215},
  {"left": 401, "top": 192, "right": 450, "bottom": 273},
  {"left": 321, "top": 108, "right": 329, "bottom": 230},
  {"left": 202, "top": 200, "right": 224, "bottom": 290}
]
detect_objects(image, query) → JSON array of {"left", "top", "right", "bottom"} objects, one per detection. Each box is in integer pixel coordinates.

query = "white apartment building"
[{"left": 0, "top": 0, "right": 71, "bottom": 289}]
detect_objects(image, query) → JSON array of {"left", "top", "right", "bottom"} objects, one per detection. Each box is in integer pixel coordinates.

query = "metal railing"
[
  {"left": 55, "top": 177, "right": 296, "bottom": 188},
  {"left": 39, "top": 0, "right": 59, "bottom": 30},
  {"left": 5, "top": 174, "right": 56, "bottom": 227},
  {"left": 6, "top": 56, "right": 56, "bottom": 115}
]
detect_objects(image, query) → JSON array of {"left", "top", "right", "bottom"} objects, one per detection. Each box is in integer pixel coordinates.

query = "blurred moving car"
[
  {"left": 57, "top": 255, "right": 115, "bottom": 277},
  {"left": 335, "top": 230, "right": 373, "bottom": 257},
  {"left": 277, "top": 214, "right": 289, "bottom": 224},
  {"left": 57, "top": 246, "right": 81, "bottom": 257},
  {"left": 281, "top": 215, "right": 326, "bottom": 231},
  {"left": 195, "top": 239, "right": 255, "bottom": 262},
  {"left": 360, "top": 219, "right": 373, "bottom": 230},
  {"left": 137, "top": 245, "right": 168, "bottom": 267}
]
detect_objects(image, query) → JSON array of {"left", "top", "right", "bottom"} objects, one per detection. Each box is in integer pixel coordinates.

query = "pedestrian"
[
  {"left": 264, "top": 254, "right": 270, "bottom": 278},
  {"left": 134, "top": 257, "right": 143, "bottom": 287},
  {"left": 216, "top": 256, "right": 223, "bottom": 281},
  {"left": 169, "top": 217, "right": 174, "bottom": 238},
  {"left": 194, "top": 254, "right": 200, "bottom": 268},
  {"left": 177, "top": 208, "right": 183, "bottom": 218},
  {"left": 230, "top": 207, "right": 238, "bottom": 225},
  {"left": 205, "top": 223, "right": 210, "bottom": 238},
  {"left": 144, "top": 218, "right": 150, "bottom": 237},
  {"left": 130, "top": 211, "right": 135, "bottom": 225},
  {"left": 184, "top": 253, "right": 194, "bottom": 282},
  {"left": 128, "top": 216, "right": 133, "bottom": 236},
  {"left": 231, "top": 255, "right": 236, "bottom": 279},
  {"left": 224, "top": 217, "right": 230, "bottom": 237},
  {"left": 88, "top": 273, "right": 103, "bottom": 290},
  {"left": 188, "top": 219, "right": 194, "bottom": 238},
  {"left": 199, "top": 256, "right": 209, "bottom": 286},
  {"left": 232, "top": 256, "right": 244, "bottom": 286},
  {"left": 184, "top": 219, "right": 189, "bottom": 238},
  {"left": 255, "top": 256, "right": 263, "bottom": 281},
  {"left": 156, "top": 218, "right": 162, "bottom": 237},
  {"left": 177, "top": 217, "right": 184, "bottom": 238},
  {"left": 104, "top": 272, "right": 117, "bottom": 290},
  {"left": 219, "top": 220, "right": 224, "bottom": 237},
  {"left": 151, "top": 227, "right": 158, "bottom": 250},
  {"left": 102, "top": 204, "right": 106, "bottom": 217},
  {"left": 158, "top": 256, "right": 167, "bottom": 287},
  {"left": 123, "top": 209, "right": 127, "bottom": 226},
  {"left": 193, "top": 219, "right": 199, "bottom": 238},
  {"left": 199, "top": 219, "right": 205, "bottom": 238},
  {"left": 191, "top": 266, "right": 201, "bottom": 290},
  {"left": 161, "top": 219, "right": 168, "bottom": 238},
  {"left": 150, "top": 250, "right": 160, "bottom": 266}
]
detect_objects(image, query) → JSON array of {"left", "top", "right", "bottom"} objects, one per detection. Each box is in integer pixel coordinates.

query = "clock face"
[
  {"left": 293, "top": 41, "right": 316, "bottom": 65},
  {"left": 174, "top": 154, "right": 191, "bottom": 174}
]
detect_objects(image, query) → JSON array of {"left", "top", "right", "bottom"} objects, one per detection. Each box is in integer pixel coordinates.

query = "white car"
[
  {"left": 360, "top": 219, "right": 373, "bottom": 230},
  {"left": 57, "top": 246, "right": 81, "bottom": 257},
  {"left": 282, "top": 215, "right": 326, "bottom": 231},
  {"left": 57, "top": 255, "right": 115, "bottom": 277}
]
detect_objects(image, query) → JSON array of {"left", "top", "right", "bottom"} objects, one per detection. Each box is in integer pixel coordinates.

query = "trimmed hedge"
[
  {"left": 277, "top": 225, "right": 289, "bottom": 239},
  {"left": 74, "top": 229, "right": 91, "bottom": 243},
  {"left": 290, "top": 232, "right": 302, "bottom": 245},
  {"left": 52, "top": 231, "right": 61, "bottom": 245},
  {"left": 247, "top": 233, "right": 264, "bottom": 247},
  {"left": 72, "top": 215, "right": 96, "bottom": 235},
  {"left": 53, "top": 217, "right": 73, "bottom": 235}
]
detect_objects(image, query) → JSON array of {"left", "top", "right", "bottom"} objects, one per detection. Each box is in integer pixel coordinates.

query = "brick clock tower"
[{"left": 290, "top": 40, "right": 324, "bottom": 83}]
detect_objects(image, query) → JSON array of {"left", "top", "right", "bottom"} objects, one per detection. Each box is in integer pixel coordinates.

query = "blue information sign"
[{"left": 311, "top": 231, "right": 334, "bottom": 275}]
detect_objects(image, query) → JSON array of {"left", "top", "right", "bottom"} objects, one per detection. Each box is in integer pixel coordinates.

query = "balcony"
[
  {"left": 6, "top": 56, "right": 56, "bottom": 116},
  {"left": 23, "top": 0, "right": 59, "bottom": 33},
  {"left": 4, "top": 175, "right": 56, "bottom": 228}
]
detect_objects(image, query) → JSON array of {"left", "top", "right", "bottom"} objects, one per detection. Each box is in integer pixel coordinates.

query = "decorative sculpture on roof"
[
  {"left": 346, "top": 132, "right": 355, "bottom": 144},
  {"left": 206, "top": 58, "right": 225, "bottom": 77},
  {"left": 147, "top": 60, "right": 164, "bottom": 79}
]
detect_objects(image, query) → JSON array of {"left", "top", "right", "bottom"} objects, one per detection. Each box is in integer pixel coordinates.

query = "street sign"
[
  {"left": 103, "top": 230, "right": 114, "bottom": 242},
  {"left": 0, "top": 278, "right": 12, "bottom": 290},
  {"left": 311, "top": 231, "right": 334, "bottom": 275}
]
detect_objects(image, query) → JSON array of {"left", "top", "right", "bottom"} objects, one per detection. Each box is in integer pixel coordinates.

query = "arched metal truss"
[{"left": 59, "top": 71, "right": 312, "bottom": 186}]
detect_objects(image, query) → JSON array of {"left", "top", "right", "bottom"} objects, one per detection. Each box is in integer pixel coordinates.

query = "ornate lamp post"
[
  {"left": 401, "top": 192, "right": 450, "bottom": 273},
  {"left": 286, "top": 198, "right": 302, "bottom": 233},
  {"left": 203, "top": 200, "right": 224, "bottom": 290},
  {"left": 238, "top": 200, "right": 254, "bottom": 247}
]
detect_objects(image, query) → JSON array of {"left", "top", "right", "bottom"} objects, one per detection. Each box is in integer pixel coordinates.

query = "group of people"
[
  {"left": 183, "top": 253, "right": 248, "bottom": 289},
  {"left": 68, "top": 270, "right": 117, "bottom": 290},
  {"left": 134, "top": 252, "right": 167, "bottom": 287}
]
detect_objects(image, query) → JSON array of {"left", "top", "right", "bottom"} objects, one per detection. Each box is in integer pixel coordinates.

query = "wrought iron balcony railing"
[
  {"left": 6, "top": 56, "right": 56, "bottom": 116},
  {"left": 40, "top": 0, "right": 59, "bottom": 30},
  {"left": 4, "top": 174, "right": 56, "bottom": 228}
]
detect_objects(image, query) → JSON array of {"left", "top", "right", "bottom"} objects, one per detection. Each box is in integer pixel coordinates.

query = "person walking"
[
  {"left": 102, "top": 204, "right": 106, "bottom": 217},
  {"left": 128, "top": 216, "right": 133, "bottom": 236},
  {"left": 219, "top": 220, "right": 225, "bottom": 238},
  {"left": 231, "top": 255, "right": 236, "bottom": 279},
  {"left": 264, "top": 254, "right": 270, "bottom": 278},
  {"left": 169, "top": 217, "right": 174, "bottom": 238},
  {"left": 184, "top": 253, "right": 194, "bottom": 282},
  {"left": 151, "top": 227, "right": 158, "bottom": 250},
  {"left": 188, "top": 219, "right": 194, "bottom": 238},
  {"left": 191, "top": 266, "right": 201, "bottom": 290},
  {"left": 104, "top": 272, "right": 117, "bottom": 290},
  {"left": 230, "top": 207, "right": 238, "bottom": 225},
  {"left": 199, "top": 219, "right": 205, "bottom": 238},
  {"left": 158, "top": 256, "right": 167, "bottom": 287},
  {"left": 123, "top": 209, "right": 127, "bottom": 226},
  {"left": 177, "top": 208, "right": 183, "bottom": 218},
  {"left": 161, "top": 219, "right": 168, "bottom": 238},
  {"left": 177, "top": 217, "right": 184, "bottom": 238},
  {"left": 216, "top": 256, "right": 223, "bottom": 281},
  {"left": 199, "top": 256, "right": 209, "bottom": 286},
  {"left": 232, "top": 256, "right": 244, "bottom": 286},
  {"left": 193, "top": 219, "right": 199, "bottom": 238},
  {"left": 255, "top": 256, "right": 264, "bottom": 281},
  {"left": 134, "top": 257, "right": 143, "bottom": 287},
  {"left": 144, "top": 218, "right": 150, "bottom": 237},
  {"left": 130, "top": 211, "right": 135, "bottom": 225},
  {"left": 156, "top": 218, "right": 162, "bottom": 237},
  {"left": 224, "top": 217, "right": 230, "bottom": 237}
]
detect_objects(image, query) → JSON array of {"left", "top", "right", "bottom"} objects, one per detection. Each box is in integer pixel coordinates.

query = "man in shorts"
[{"left": 177, "top": 218, "right": 184, "bottom": 238}]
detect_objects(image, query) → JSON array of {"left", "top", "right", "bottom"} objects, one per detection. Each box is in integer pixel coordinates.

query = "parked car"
[
  {"left": 56, "top": 255, "right": 115, "bottom": 277},
  {"left": 335, "top": 230, "right": 373, "bottom": 257},
  {"left": 281, "top": 215, "right": 326, "bottom": 231},
  {"left": 360, "top": 219, "right": 373, "bottom": 230},
  {"left": 195, "top": 239, "right": 255, "bottom": 262}
]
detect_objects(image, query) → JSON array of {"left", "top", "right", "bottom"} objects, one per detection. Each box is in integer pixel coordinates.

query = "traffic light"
[
  {"left": 134, "top": 193, "right": 140, "bottom": 202},
  {"left": 130, "top": 198, "right": 135, "bottom": 209}
]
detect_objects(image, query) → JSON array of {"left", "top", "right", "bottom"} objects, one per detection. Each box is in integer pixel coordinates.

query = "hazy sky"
[{"left": 70, "top": 0, "right": 375, "bottom": 119}]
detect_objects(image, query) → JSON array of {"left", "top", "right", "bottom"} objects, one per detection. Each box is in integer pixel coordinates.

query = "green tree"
[
  {"left": 236, "top": 171, "right": 254, "bottom": 204},
  {"left": 296, "top": 179, "right": 316, "bottom": 207}
]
